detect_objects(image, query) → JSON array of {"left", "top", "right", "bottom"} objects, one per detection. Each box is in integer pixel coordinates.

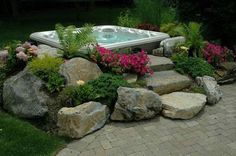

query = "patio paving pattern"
[{"left": 57, "top": 83, "right": 236, "bottom": 156}]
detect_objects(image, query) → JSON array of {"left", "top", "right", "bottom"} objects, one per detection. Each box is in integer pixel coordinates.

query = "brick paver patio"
[{"left": 57, "top": 83, "right": 236, "bottom": 156}]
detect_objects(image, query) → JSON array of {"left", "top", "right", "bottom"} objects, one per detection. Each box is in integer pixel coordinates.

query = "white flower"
[
  {"left": 77, "top": 80, "right": 85, "bottom": 85},
  {"left": 180, "top": 46, "right": 189, "bottom": 51}
]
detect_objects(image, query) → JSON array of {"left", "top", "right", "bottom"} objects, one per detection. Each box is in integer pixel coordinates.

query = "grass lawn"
[{"left": 0, "top": 112, "right": 65, "bottom": 156}]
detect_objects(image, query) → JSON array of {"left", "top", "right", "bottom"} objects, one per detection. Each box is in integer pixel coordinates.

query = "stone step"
[
  {"left": 148, "top": 55, "right": 174, "bottom": 72},
  {"left": 145, "top": 70, "right": 192, "bottom": 95},
  {"left": 161, "top": 92, "right": 206, "bottom": 119}
]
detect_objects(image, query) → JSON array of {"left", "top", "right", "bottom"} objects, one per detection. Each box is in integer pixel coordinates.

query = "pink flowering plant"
[
  {"left": 203, "top": 42, "right": 235, "bottom": 67},
  {"left": 0, "top": 41, "right": 38, "bottom": 63},
  {"left": 90, "top": 46, "right": 153, "bottom": 75}
]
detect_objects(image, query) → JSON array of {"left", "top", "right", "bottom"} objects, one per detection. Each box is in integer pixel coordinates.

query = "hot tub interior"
[{"left": 30, "top": 25, "right": 169, "bottom": 52}]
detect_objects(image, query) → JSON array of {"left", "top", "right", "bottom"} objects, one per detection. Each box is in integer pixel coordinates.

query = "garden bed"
[{"left": 0, "top": 1, "right": 235, "bottom": 155}]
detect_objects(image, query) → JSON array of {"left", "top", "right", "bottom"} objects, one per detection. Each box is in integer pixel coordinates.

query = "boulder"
[
  {"left": 219, "top": 62, "right": 236, "bottom": 73},
  {"left": 152, "top": 47, "right": 164, "bottom": 57},
  {"left": 160, "top": 36, "right": 186, "bottom": 57},
  {"left": 3, "top": 69, "right": 49, "bottom": 118},
  {"left": 145, "top": 70, "right": 192, "bottom": 95},
  {"left": 57, "top": 101, "right": 109, "bottom": 138},
  {"left": 196, "top": 76, "right": 223, "bottom": 105},
  {"left": 122, "top": 73, "right": 137, "bottom": 83},
  {"left": 59, "top": 57, "right": 102, "bottom": 86},
  {"left": 161, "top": 92, "right": 207, "bottom": 119},
  {"left": 148, "top": 55, "right": 174, "bottom": 71},
  {"left": 215, "top": 62, "right": 236, "bottom": 84},
  {"left": 37, "top": 44, "right": 62, "bottom": 58},
  {"left": 111, "top": 87, "right": 162, "bottom": 121}
]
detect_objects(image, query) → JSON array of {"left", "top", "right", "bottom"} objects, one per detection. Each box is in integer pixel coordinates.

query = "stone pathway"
[{"left": 57, "top": 83, "right": 236, "bottom": 156}]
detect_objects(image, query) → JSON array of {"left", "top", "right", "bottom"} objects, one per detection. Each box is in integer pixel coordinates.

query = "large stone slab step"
[
  {"left": 145, "top": 70, "right": 192, "bottom": 95},
  {"left": 161, "top": 92, "right": 206, "bottom": 119},
  {"left": 148, "top": 55, "right": 174, "bottom": 72}
]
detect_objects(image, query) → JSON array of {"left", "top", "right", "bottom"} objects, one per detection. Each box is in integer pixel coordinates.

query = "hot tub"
[{"left": 30, "top": 25, "right": 170, "bottom": 52}]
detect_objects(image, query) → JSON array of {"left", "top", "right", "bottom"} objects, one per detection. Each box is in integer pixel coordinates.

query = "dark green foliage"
[
  {"left": 0, "top": 112, "right": 65, "bottom": 156},
  {"left": 59, "top": 74, "right": 129, "bottom": 109},
  {"left": 28, "top": 56, "right": 65, "bottom": 93},
  {"left": 174, "top": 0, "right": 236, "bottom": 47},
  {"left": 46, "top": 73, "right": 65, "bottom": 93},
  {"left": 0, "top": 67, "right": 7, "bottom": 104},
  {"left": 189, "top": 86, "right": 206, "bottom": 95},
  {"left": 117, "top": 10, "right": 141, "bottom": 28},
  {"left": 0, "top": 41, "right": 24, "bottom": 104},
  {"left": 160, "top": 22, "right": 183, "bottom": 37},
  {"left": 2, "top": 40, "right": 25, "bottom": 73},
  {"left": 174, "top": 22, "right": 205, "bottom": 57},
  {"left": 133, "top": 0, "right": 177, "bottom": 25},
  {"left": 87, "top": 74, "right": 130, "bottom": 108},
  {"left": 58, "top": 86, "right": 77, "bottom": 107},
  {"left": 172, "top": 53, "right": 214, "bottom": 78},
  {"left": 4, "top": 40, "right": 20, "bottom": 70},
  {"left": 58, "top": 84, "right": 98, "bottom": 107}
]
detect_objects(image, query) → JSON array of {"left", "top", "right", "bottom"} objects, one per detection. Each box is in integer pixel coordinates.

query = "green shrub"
[
  {"left": 133, "top": 0, "right": 177, "bottom": 26},
  {"left": 46, "top": 73, "right": 65, "bottom": 93},
  {"left": 174, "top": 22, "right": 205, "bottom": 57},
  {"left": 28, "top": 56, "right": 64, "bottom": 93},
  {"left": 28, "top": 56, "right": 63, "bottom": 79},
  {"left": 0, "top": 67, "right": 7, "bottom": 102},
  {"left": 189, "top": 86, "right": 206, "bottom": 95},
  {"left": 2, "top": 40, "right": 24, "bottom": 72},
  {"left": 88, "top": 73, "right": 129, "bottom": 108},
  {"left": 172, "top": 53, "right": 214, "bottom": 78},
  {"left": 55, "top": 23, "right": 95, "bottom": 59},
  {"left": 58, "top": 84, "right": 98, "bottom": 107},
  {"left": 160, "top": 23, "right": 183, "bottom": 37},
  {"left": 117, "top": 10, "right": 141, "bottom": 28},
  {"left": 59, "top": 73, "right": 129, "bottom": 109}
]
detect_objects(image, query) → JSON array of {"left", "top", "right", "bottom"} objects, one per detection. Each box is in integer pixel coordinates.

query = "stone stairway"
[
  {"left": 148, "top": 55, "right": 174, "bottom": 71},
  {"left": 147, "top": 55, "right": 192, "bottom": 95}
]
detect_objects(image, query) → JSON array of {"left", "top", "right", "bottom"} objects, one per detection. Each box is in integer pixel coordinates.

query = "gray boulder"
[
  {"left": 57, "top": 101, "right": 109, "bottom": 139},
  {"left": 111, "top": 87, "right": 162, "bottom": 121},
  {"left": 37, "top": 44, "right": 62, "bottom": 58},
  {"left": 160, "top": 36, "right": 186, "bottom": 57},
  {"left": 3, "top": 69, "right": 49, "bottom": 118},
  {"left": 161, "top": 92, "right": 206, "bottom": 119},
  {"left": 59, "top": 57, "right": 102, "bottom": 86},
  {"left": 196, "top": 76, "right": 223, "bottom": 105}
]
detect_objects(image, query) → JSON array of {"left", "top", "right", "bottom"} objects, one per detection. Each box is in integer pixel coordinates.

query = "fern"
[
  {"left": 174, "top": 22, "right": 205, "bottom": 57},
  {"left": 55, "top": 23, "right": 95, "bottom": 59}
]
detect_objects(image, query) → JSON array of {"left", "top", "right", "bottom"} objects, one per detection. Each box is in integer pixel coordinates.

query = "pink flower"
[
  {"left": 16, "top": 51, "right": 28, "bottom": 61},
  {"left": 15, "top": 46, "right": 25, "bottom": 53},
  {"left": 28, "top": 45, "right": 38, "bottom": 56},
  {"left": 203, "top": 42, "right": 234, "bottom": 67},
  {"left": 0, "top": 50, "right": 8, "bottom": 62},
  {"left": 22, "top": 42, "right": 31, "bottom": 49},
  {"left": 93, "top": 46, "right": 153, "bottom": 75}
]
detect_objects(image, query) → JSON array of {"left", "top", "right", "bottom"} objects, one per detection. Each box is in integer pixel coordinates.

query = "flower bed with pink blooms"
[
  {"left": 90, "top": 46, "right": 153, "bottom": 75},
  {"left": 0, "top": 42, "right": 38, "bottom": 63},
  {"left": 203, "top": 42, "right": 235, "bottom": 67}
]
